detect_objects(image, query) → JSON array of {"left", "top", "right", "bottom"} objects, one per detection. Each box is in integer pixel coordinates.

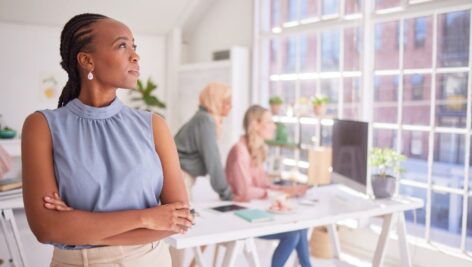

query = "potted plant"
[
  {"left": 128, "top": 78, "right": 166, "bottom": 115},
  {"left": 312, "top": 95, "right": 329, "bottom": 116},
  {"left": 369, "top": 147, "right": 406, "bottom": 198},
  {"left": 269, "top": 96, "right": 284, "bottom": 115},
  {"left": 0, "top": 115, "right": 16, "bottom": 139},
  {"left": 0, "top": 126, "right": 16, "bottom": 139}
]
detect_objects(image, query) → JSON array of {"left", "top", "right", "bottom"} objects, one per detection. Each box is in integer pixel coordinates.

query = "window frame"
[{"left": 255, "top": 0, "right": 472, "bottom": 254}]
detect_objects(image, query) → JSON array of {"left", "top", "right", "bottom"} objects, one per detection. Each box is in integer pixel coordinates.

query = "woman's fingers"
[
  {"left": 43, "top": 194, "right": 74, "bottom": 211},
  {"left": 44, "top": 196, "right": 66, "bottom": 206},
  {"left": 174, "top": 208, "right": 194, "bottom": 223}
]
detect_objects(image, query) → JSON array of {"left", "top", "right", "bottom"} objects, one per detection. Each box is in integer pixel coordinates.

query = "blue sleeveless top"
[{"left": 38, "top": 97, "right": 164, "bottom": 249}]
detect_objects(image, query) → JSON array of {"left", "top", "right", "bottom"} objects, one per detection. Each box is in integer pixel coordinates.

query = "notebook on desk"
[
  {"left": 0, "top": 178, "right": 22, "bottom": 192},
  {"left": 234, "top": 209, "right": 274, "bottom": 223}
]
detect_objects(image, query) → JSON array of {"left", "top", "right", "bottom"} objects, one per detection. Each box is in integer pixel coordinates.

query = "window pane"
[
  {"left": 400, "top": 185, "right": 426, "bottom": 238},
  {"left": 320, "top": 125, "right": 333, "bottom": 146},
  {"left": 435, "top": 73, "right": 468, "bottom": 128},
  {"left": 375, "top": 0, "right": 400, "bottom": 10},
  {"left": 437, "top": 10, "right": 470, "bottom": 68},
  {"left": 470, "top": 135, "right": 472, "bottom": 191},
  {"left": 404, "top": 16, "right": 433, "bottom": 69},
  {"left": 300, "top": 33, "right": 317, "bottom": 73},
  {"left": 321, "top": 30, "right": 340, "bottom": 71},
  {"left": 320, "top": 79, "right": 339, "bottom": 116},
  {"left": 466, "top": 196, "right": 472, "bottom": 252},
  {"left": 269, "top": 81, "right": 282, "bottom": 99},
  {"left": 373, "top": 128, "right": 397, "bottom": 149},
  {"left": 282, "top": 81, "right": 297, "bottom": 107},
  {"left": 433, "top": 133, "right": 466, "bottom": 189},
  {"left": 300, "top": 124, "right": 316, "bottom": 145},
  {"left": 271, "top": 0, "right": 282, "bottom": 28},
  {"left": 373, "top": 75, "right": 399, "bottom": 123},
  {"left": 282, "top": 36, "right": 298, "bottom": 73},
  {"left": 344, "top": 27, "right": 362, "bottom": 71},
  {"left": 300, "top": 0, "right": 319, "bottom": 20},
  {"left": 270, "top": 39, "right": 280, "bottom": 74},
  {"left": 345, "top": 0, "right": 362, "bottom": 15},
  {"left": 301, "top": 79, "right": 317, "bottom": 99},
  {"left": 430, "top": 191, "right": 463, "bottom": 249},
  {"left": 322, "top": 0, "right": 339, "bottom": 16},
  {"left": 375, "top": 21, "right": 400, "bottom": 70},
  {"left": 402, "top": 74, "right": 431, "bottom": 125},
  {"left": 282, "top": 0, "right": 298, "bottom": 23},
  {"left": 401, "top": 131, "right": 429, "bottom": 184},
  {"left": 282, "top": 145, "right": 296, "bottom": 158},
  {"left": 343, "top": 78, "right": 361, "bottom": 120}
]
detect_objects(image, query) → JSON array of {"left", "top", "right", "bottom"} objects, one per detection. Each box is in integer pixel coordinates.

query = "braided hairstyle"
[{"left": 58, "top": 13, "right": 108, "bottom": 108}]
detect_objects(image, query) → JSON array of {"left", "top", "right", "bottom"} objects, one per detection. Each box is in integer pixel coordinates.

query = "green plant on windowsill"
[
  {"left": 369, "top": 147, "right": 406, "bottom": 198},
  {"left": 128, "top": 78, "right": 166, "bottom": 115},
  {"left": 269, "top": 96, "right": 284, "bottom": 116},
  {"left": 311, "top": 95, "right": 329, "bottom": 116}
]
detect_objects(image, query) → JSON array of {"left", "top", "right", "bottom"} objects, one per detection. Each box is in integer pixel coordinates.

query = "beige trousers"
[{"left": 50, "top": 241, "right": 171, "bottom": 267}]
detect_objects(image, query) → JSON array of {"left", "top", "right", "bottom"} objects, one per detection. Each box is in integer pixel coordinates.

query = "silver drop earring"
[{"left": 87, "top": 71, "right": 94, "bottom": 80}]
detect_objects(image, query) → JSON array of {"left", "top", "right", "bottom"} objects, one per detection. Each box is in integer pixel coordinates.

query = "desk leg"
[
  {"left": 221, "top": 240, "right": 244, "bottom": 267},
  {"left": 327, "top": 224, "right": 341, "bottom": 259},
  {"left": 397, "top": 212, "right": 412, "bottom": 267},
  {"left": 372, "top": 213, "right": 395, "bottom": 267},
  {"left": 243, "top": 238, "right": 261, "bottom": 267},
  {"left": 0, "top": 210, "right": 16, "bottom": 265},
  {"left": 3, "top": 209, "right": 28, "bottom": 267},
  {"left": 192, "top": 247, "right": 207, "bottom": 267}
]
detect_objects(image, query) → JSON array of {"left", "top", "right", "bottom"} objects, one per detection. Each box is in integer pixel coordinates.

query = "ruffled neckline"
[{"left": 66, "top": 97, "right": 123, "bottom": 120}]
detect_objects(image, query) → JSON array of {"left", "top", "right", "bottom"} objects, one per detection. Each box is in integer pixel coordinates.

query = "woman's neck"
[{"left": 78, "top": 87, "right": 117, "bottom": 107}]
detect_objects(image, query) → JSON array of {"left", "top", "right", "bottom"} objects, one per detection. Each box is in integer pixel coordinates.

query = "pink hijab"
[{"left": 199, "top": 82, "right": 231, "bottom": 137}]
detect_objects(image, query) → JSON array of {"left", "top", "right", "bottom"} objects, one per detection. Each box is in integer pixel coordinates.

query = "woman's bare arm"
[
  {"left": 152, "top": 114, "right": 189, "bottom": 205},
  {"left": 22, "top": 112, "right": 190, "bottom": 245}
]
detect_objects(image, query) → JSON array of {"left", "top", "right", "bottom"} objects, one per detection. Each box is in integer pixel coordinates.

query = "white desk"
[
  {"left": 0, "top": 189, "right": 28, "bottom": 267},
  {"left": 166, "top": 184, "right": 423, "bottom": 267}
]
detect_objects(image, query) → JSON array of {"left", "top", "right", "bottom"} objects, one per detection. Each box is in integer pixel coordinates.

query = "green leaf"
[{"left": 131, "top": 77, "right": 166, "bottom": 111}]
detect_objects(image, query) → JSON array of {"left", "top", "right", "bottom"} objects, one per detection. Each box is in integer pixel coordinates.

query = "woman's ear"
[{"left": 77, "top": 52, "right": 94, "bottom": 73}]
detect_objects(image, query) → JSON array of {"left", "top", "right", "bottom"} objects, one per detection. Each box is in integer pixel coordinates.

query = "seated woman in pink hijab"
[{"left": 225, "top": 105, "right": 312, "bottom": 267}]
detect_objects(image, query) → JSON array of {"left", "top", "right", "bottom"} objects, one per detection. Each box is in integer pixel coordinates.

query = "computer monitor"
[{"left": 331, "top": 119, "right": 369, "bottom": 193}]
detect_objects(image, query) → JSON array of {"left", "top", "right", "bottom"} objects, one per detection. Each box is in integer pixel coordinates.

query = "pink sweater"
[{"left": 225, "top": 137, "right": 277, "bottom": 200}]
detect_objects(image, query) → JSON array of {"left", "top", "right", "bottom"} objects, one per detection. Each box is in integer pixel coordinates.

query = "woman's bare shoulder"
[{"left": 22, "top": 112, "right": 51, "bottom": 141}]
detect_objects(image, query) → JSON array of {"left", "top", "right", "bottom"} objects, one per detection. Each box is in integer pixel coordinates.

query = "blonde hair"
[
  {"left": 199, "top": 83, "right": 231, "bottom": 136},
  {"left": 243, "top": 105, "right": 269, "bottom": 167}
]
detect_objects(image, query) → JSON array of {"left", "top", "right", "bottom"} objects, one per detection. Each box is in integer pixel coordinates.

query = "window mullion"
[
  {"left": 363, "top": 0, "right": 375, "bottom": 196},
  {"left": 397, "top": 19, "right": 405, "bottom": 195},
  {"left": 425, "top": 10, "right": 438, "bottom": 242}
]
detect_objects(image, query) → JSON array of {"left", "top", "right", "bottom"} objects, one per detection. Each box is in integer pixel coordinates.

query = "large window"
[{"left": 258, "top": 0, "right": 472, "bottom": 254}]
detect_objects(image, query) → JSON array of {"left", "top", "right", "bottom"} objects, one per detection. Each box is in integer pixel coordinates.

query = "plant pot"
[
  {"left": 0, "top": 130, "right": 16, "bottom": 139},
  {"left": 270, "top": 104, "right": 282, "bottom": 115},
  {"left": 372, "top": 174, "right": 396, "bottom": 199},
  {"left": 313, "top": 104, "right": 327, "bottom": 117}
]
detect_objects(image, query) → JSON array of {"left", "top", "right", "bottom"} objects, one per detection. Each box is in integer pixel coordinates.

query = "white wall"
[
  {"left": 184, "top": 0, "right": 253, "bottom": 63},
  {"left": 0, "top": 22, "right": 166, "bottom": 136}
]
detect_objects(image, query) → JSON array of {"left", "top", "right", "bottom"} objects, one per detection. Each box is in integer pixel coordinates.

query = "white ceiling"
[{"left": 0, "top": 0, "right": 200, "bottom": 35}]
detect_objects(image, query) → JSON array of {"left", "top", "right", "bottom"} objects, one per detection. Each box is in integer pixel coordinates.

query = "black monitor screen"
[{"left": 331, "top": 119, "right": 368, "bottom": 188}]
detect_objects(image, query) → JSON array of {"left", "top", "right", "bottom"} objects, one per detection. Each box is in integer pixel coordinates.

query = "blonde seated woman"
[{"left": 225, "top": 105, "right": 312, "bottom": 267}]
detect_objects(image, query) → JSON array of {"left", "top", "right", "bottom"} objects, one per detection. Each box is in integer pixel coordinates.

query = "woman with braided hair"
[{"left": 21, "top": 13, "right": 192, "bottom": 266}]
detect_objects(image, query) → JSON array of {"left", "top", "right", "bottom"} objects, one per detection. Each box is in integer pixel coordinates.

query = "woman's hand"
[
  {"left": 43, "top": 192, "right": 74, "bottom": 211},
  {"left": 44, "top": 193, "right": 194, "bottom": 234},
  {"left": 281, "top": 184, "right": 310, "bottom": 198},
  {"left": 143, "top": 202, "right": 194, "bottom": 234}
]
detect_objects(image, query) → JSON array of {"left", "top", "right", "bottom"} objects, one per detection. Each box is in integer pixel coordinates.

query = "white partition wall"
[{"left": 175, "top": 46, "right": 250, "bottom": 161}]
